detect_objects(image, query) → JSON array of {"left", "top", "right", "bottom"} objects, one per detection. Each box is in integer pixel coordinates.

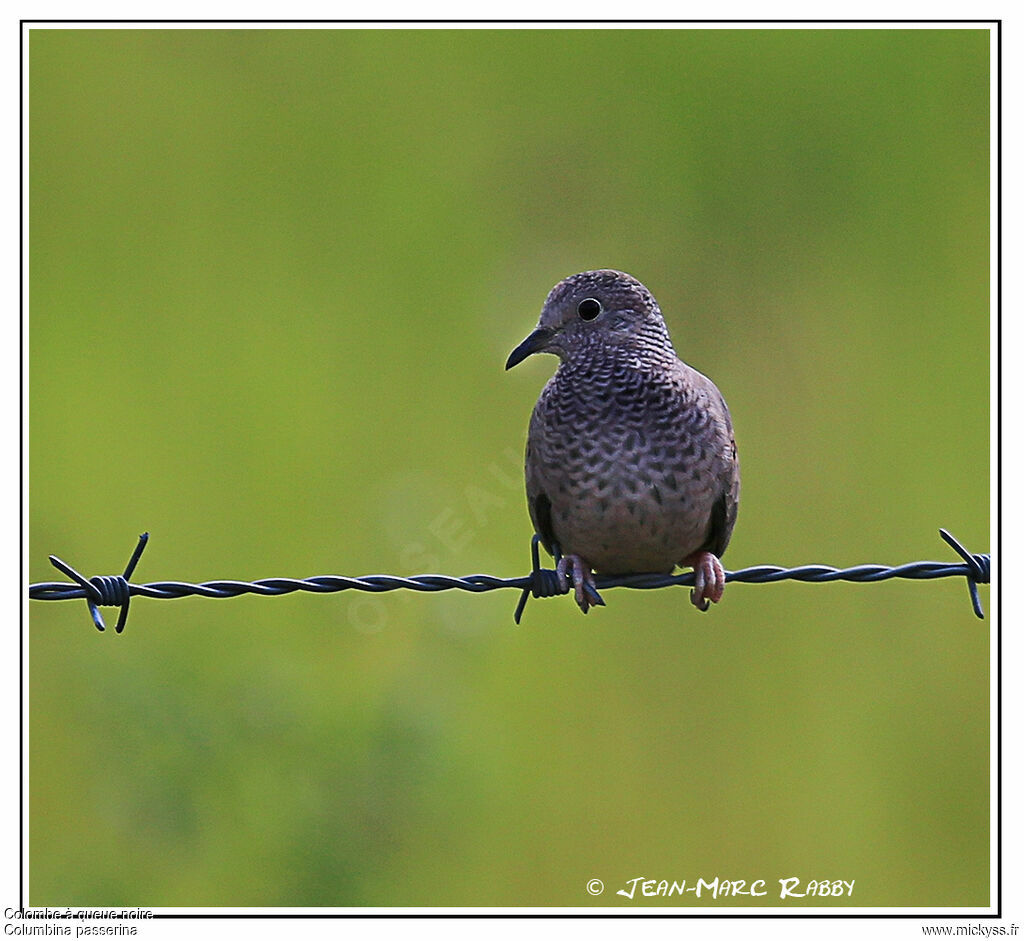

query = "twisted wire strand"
[{"left": 27, "top": 528, "right": 991, "bottom": 632}]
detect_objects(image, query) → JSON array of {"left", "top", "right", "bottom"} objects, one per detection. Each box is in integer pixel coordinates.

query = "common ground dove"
[{"left": 506, "top": 270, "right": 739, "bottom": 613}]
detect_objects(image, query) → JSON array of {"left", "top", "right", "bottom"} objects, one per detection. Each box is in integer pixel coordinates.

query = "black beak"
[{"left": 505, "top": 327, "right": 554, "bottom": 370}]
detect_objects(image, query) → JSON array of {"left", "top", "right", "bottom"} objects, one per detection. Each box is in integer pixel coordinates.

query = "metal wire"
[{"left": 27, "top": 528, "right": 990, "bottom": 632}]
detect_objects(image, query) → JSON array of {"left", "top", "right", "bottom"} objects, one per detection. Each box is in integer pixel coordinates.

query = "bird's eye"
[{"left": 577, "top": 298, "right": 602, "bottom": 321}]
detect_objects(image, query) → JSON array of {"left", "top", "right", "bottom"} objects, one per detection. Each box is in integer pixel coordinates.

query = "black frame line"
[{"left": 19, "top": 16, "right": 1002, "bottom": 920}]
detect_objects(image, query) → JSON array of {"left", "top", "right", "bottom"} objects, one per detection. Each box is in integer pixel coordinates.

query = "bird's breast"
[{"left": 526, "top": 371, "right": 730, "bottom": 573}]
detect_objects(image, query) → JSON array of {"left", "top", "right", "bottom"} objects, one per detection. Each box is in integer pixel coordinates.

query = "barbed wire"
[{"left": 27, "top": 528, "right": 990, "bottom": 632}]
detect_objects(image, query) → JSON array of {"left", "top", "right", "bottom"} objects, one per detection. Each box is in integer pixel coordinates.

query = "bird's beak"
[{"left": 505, "top": 326, "right": 555, "bottom": 370}]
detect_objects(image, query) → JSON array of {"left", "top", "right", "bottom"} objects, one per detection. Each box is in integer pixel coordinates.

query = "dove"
[{"left": 506, "top": 270, "right": 739, "bottom": 613}]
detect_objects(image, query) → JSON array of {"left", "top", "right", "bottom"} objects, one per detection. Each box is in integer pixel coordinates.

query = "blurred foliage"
[{"left": 29, "top": 28, "right": 989, "bottom": 907}]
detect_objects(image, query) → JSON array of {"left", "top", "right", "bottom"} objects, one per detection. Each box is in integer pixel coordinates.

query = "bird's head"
[{"left": 505, "top": 269, "right": 673, "bottom": 369}]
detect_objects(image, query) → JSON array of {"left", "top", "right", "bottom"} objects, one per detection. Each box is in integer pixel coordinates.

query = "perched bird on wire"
[{"left": 506, "top": 270, "right": 740, "bottom": 613}]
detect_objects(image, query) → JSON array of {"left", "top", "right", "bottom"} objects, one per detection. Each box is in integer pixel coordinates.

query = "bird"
[{"left": 505, "top": 270, "right": 739, "bottom": 614}]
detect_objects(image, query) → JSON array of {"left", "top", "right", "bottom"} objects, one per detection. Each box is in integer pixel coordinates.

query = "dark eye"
[{"left": 577, "top": 298, "right": 602, "bottom": 321}]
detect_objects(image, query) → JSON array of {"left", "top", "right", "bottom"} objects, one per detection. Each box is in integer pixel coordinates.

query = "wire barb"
[
  {"left": 45, "top": 533, "right": 149, "bottom": 633},
  {"left": 938, "top": 528, "right": 990, "bottom": 619},
  {"left": 513, "top": 534, "right": 571, "bottom": 625},
  {"left": 29, "top": 528, "right": 989, "bottom": 632}
]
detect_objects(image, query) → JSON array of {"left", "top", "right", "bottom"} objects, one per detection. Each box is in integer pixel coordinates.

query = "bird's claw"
[
  {"left": 686, "top": 551, "right": 725, "bottom": 611},
  {"left": 556, "top": 554, "right": 605, "bottom": 614}
]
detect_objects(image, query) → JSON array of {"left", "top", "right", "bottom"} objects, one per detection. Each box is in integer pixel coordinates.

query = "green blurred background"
[{"left": 29, "top": 28, "right": 990, "bottom": 907}]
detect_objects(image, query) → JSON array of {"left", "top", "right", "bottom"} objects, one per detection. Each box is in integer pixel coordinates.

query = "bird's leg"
[
  {"left": 683, "top": 551, "right": 726, "bottom": 611},
  {"left": 555, "top": 554, "right": 604, "bottom": 614}
]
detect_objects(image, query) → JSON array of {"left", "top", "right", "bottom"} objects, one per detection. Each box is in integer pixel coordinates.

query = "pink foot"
[
  {"left": 683, "top": 551, "right": 726, "bottom": 611},
  {"left": 555, "top": 554, "right": 604, "bottom": 614}
]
